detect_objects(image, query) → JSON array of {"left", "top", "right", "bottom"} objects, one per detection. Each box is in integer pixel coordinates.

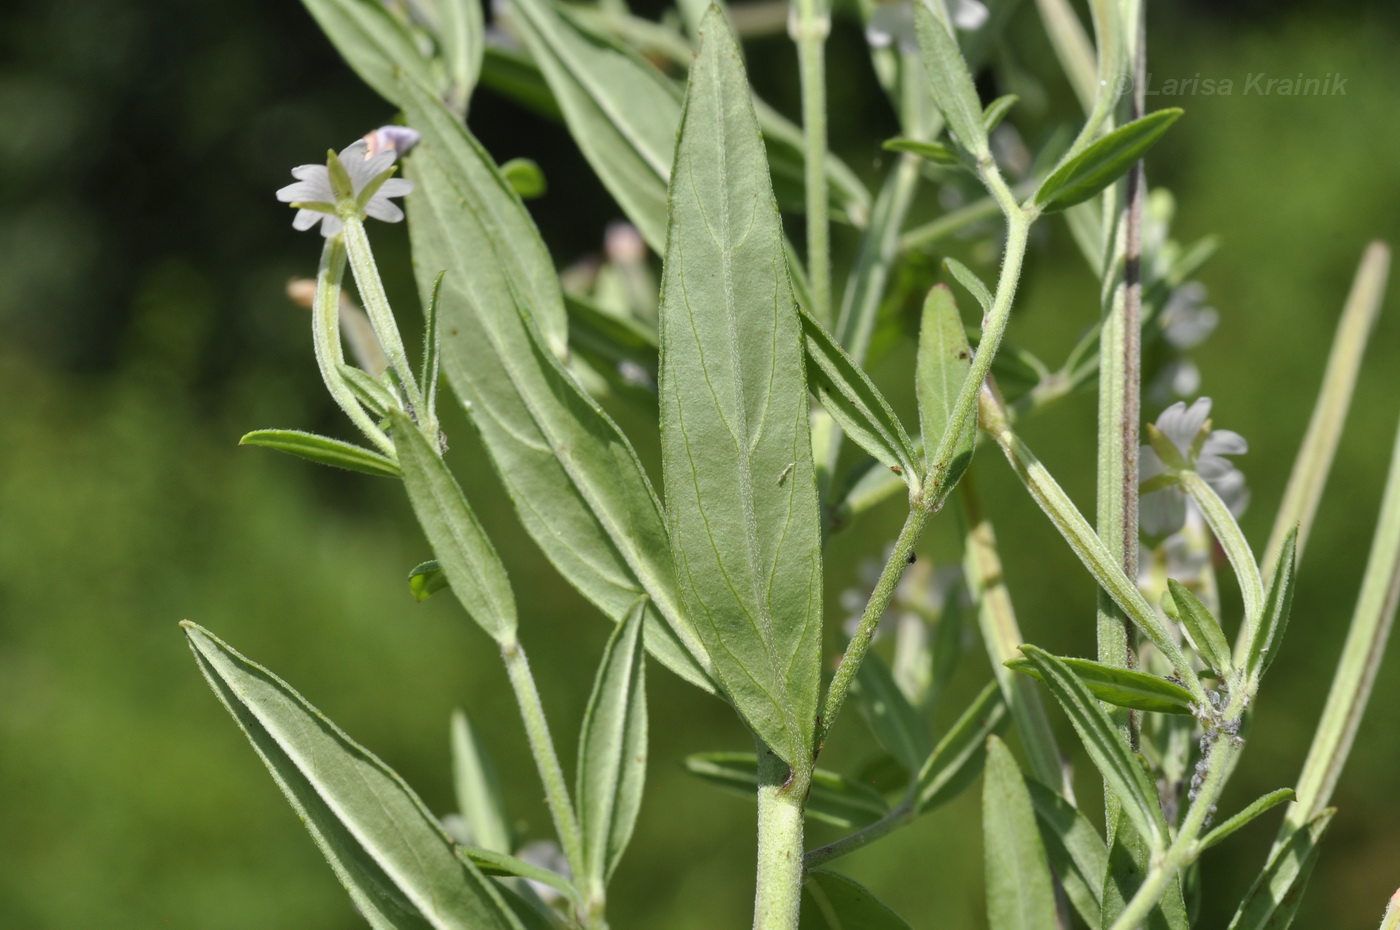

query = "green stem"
[
  {"left": 754, "top": 746, "right": 809, "bottom": 930},
  {"left": 500, "top": 639, "right": 587, "bottom": 913},
  {"left": 791, "top": 0, "right": 831, "bottom": 328},
  {"left": 310, "top": 235, "right": 395, "bottom": 455},
  {"left": 1276, "top": 410, "right": 1400, "bottom": 843},
  {"left": 340, "top": 214, "right": 426, "bottom": 418}
]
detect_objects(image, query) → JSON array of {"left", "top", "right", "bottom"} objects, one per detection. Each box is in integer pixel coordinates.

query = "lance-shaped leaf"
[
  {"left": 300, "top": 0, "right": 439, "bottom": 107},
  {"left": 577, "top": 600, "right": 648, "bottom": 885},
  {"left": 437, "top": 0, "right": 486, "bottom": 111},
  {"left": 1019, "top": 646, "right": 1167, "bottom": 850},
  {"left": 801, "top": 870, "right": 913, "bottom": 930},
  {"left": 801, "top": 308, "right": 919, "bottom": 484},
  {"left": 1198, "top": 789, "right": 1296, "bottom": 854},
  {"left": 1167, "top": 580, "right": 1233, "bottom": 677},
  {"left": 1246, "top": 527, "right": 1298, "bottom": 683},
  {"left": 1005, "top": 654, "right": 1197, "bottom": 715},
  {"left": 1034, "top": 109, "right": 1183, "bottom": 212},
  {"left": 1228, "top": 809, "right": 1334, "bottom": 930},
  {"left": 853, "top": 651, "right": 931, "bottom": 773},
  {"left": 683, "top": 753, "right": 887, "bottom": 830},
  {"left": 917, "top": 285, "right": 976, "bottom": 494},
  {"left": 658, "top": 9, "right": 824, "bottom": 769},
  {"left": 983, "top": 737, "right": 1058, "bottom": 930},
  {"left": 983, "top": 94, "right": 1018, "bottom": 131},
  {"left": 391, "top": 411, "right": 517, "bottom": 643},
  {"left": 881, "top": 137, "right": 960, "bottom": 166},
  {"left": 458, "top": 847, "right": 576, "bottom": 904},
  {"left": 399, "top": 74, "right": 715, "bottom": 694},
  {"left": 944, "top": 258, "right": 992, "bottom": 315},
  {"left": 182, "top": 623, "right": 522, "bottom": 930},
  {"left": 451, "top": 710, "right": 513, "bottom": 854},
  {"left": 912, "top": 3, "right": 988, "bottom": 158},
  {"left": 1026, "top": 781, "right": 1107, "bottom": 929},
  {"left": 913, "top": 681, "right": 1007, "bottom": 812},
  {"left": 240, "top": 429, "right": 400, "bottom": 477}
]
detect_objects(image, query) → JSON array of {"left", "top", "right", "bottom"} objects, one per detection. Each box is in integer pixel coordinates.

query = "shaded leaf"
[
  {"left": 1229, "top": 809, "right": 1334, "bottom": 930},
  {"left": 913, "top": 681, "right": 1007, "bottom": 812},
  {"left": 457, "top": 847, "right": 575, "bottom": 903},
  {"left": 451, "top": 710, "right": 513, "bottom": 854},
  {"left": 1247, "top": 527, "right": 1298, "bottom": 683},
  {"left": 801, "top": 870, "right": 913, "bottom": 930},
  {"left": 683, "top": 753, "right": 887, "bottom": 830},
  {"left": 853, "top": 651, "right": 931, "bottom": 773},
  {"left": 1199, "top": 789, "right": 1296, "bottom": 854},
  {"left": 240, "top": 429, "right": 400, "bottom": 477},
  {"left": 1035, "top": 109, "right": 1183, "bottom": 212},
  {"left": 300, "top": 0, "right": 439, "bottom": 107},
  {"left": 983, "top": 737, "right": 1058, "bottom": 930},
  {"left": 183, "top": 623, "right": 521, "bottom": 930},
  {"left": 916, "top": 285, "right": 975, "bottom": 492},
  {"left": 983, "top": 94, "right": 1018, "bottom": 131},
  {"left": 409, "top": 560, "right": 449, "bottom": 603},
  {"left": 881, "top": 137, "right": 960, "bottom": 166},
  {"left": 944, "top": 257, "right": 992, "bottom": 314},
  {"left": 1005, "top": 655, "right": 1197, "bottom": 715},
  {"left": 1026, "top": 781, "right": 1106, "bottom": 929}
]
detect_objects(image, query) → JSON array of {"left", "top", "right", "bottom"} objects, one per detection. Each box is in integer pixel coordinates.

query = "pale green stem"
[
  {"left": 980, "top": 389, "right": 1208, "bottom": 706},
  {"left": 754, "top": 746, "right": 809, "bottom": 930},
  {"left": 791, "top": 0, "right": 832, "bottom": 328},
  {"left": 960, "top": 474, "right": 1070, "bottom": 797},
  {"left": 1262, "top": 242, "right": 1391, "bottom": 581},
  {"left": 1276, "top": 410, "right": 1400, "bottom": 843},
  {"left": 500, "top": 639, "right": 591, "bottom": 923},
  {"left": 310, "top": 235, "right": 395, "bottom": 456},
  {"left": 340, "top": 214, "right": 426, "bottom": 418},
  {"left": 1180, "top": 472, "right": 1265, "bottom": 665}
]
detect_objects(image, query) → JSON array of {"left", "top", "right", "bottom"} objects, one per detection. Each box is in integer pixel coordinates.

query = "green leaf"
[
  {"left": 983, "top": 94, "right": 1018, "bottom": 131},
  {"left": 438, "top": 0, "right": 485, "bottom": 111},
  {"left": 300, "top": 0, "right": 439, "bottom": 107},
  {"left": 182, "top": 623, "right": 522, "bottom": 930},
  {"left": 457, "top": 847, "right": 575, "bottom": 903},
  {"left": 451, "top": 710, "right": 513, "bottom": 854},
  {"left": 339, "top": 364, "right": 400, "bottom": 418},
  {"left": 577, "top": 599, "right": 648, "bottom": 885},
  {"left": 390, "top": 411, "right": 517, "bottom": 643},
  {"left": 912, "top": 4, "right": 989, "bottom": 157},
  {"left": 500, "top": 158, "right": 547, "bottom": 200},
  {"left": 399, "top": 74, "right": 716, "bottom": 695},
  {"left": 658, "top": 9, "right": 823, "bottom": 769},
  {"left": 239, "top": 429, "right": 400, "bottom": 477},
  {"left": 1199, "top": 789, "right": 1296, "bottom": 853},
  {"left": 409, "top": 560, "right": 449, "bottom": 602},
  {"left": 1228, "top": 809, "right": 1334, "bottom": 930},
  {"left": 913, "top": 681, "right": 1007, "bottom": 812},
  {"left": 1247, "top": 527, "right": 1298, "bottom": 683},
  {"left": 916, "top": 285, "right": 975, "bottom": 493},
  {"left": 801, "top": 870, "right": 913, "bottom": 930},
  {"left": 1034, "top": 109, "right": 1183, "bottom": 212},
  {"left": 881, "top": 137, "right": 960, "bottom": 166},
  {"left": 983, "top": 737, "right": 1058, "bottom": 930},
  {"left": 943, "top": 258, "right": 992, "bottom": 314},
  {"left": 1025, "top": 781, "right": 1106, "bottom": 930},
  {"left": 1167, "top": 580, "right": 1233, "bottom": 677},
  {"left": 853, "top": 651, "right": 931, "bottom": 773},
  {"left": 683, "top": 753, "right": 888, "bottom": 830},
  {"left": 1019, "top": 646, "right": 1167, "bottom": 850},
  {"left": 756, "top": 95, "right": 873, "bottom": 227},
  {"left": 1005, "top": 655, "right": 1197, "bottom": 715},
  {"left": 800, "top": 308, "right": 919, "bottom": 484}
]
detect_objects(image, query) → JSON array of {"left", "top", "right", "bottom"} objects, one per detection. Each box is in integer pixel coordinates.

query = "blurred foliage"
[{"left": 1, "top": 0, "right": 1398, "bottom": 927}]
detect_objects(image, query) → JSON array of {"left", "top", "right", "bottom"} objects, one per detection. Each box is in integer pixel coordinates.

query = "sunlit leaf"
[
  {"left": 916, "top": 285, "right": 975, "bottom": 494},
  {"left": 1035, "top": 109, "right": 1183, "bottom": 212},
  {"left": 912, "top": 4, "right": 988, "bottom": 157},
  {"left": 983, "top": 737, "right": 1058, "bottom": 930},
  {"left": 1199, "top": 789, "right": 1296, "bottom": 853},
  {"left": 1005, "top": 654, "right": 1197, "bottom": 715},
  {"left": 239, "top": 429, "right": 400, "bottom": 478},
  {"left": 1229, "top": 809, "right": 1334, "bottom": 930},
  {"left": 1167, "top": 580, "right": 1233, "bottom": 677}
]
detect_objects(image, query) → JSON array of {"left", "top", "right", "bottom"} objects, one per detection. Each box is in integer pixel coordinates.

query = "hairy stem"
[
  {"left": 754, "top": 746, "right": 809, "bottom": 930},
  {"left": 340, "top": 214, "right": 426, "bottom": 418},
  {"left": 791, "top": 0, "right": 831, "bottom": 327}
]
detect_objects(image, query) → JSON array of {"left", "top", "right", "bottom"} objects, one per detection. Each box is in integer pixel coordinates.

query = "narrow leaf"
[
  {"left": 1167, "top": 580, "right": 1233, "bottom": 677},
  {"left": 438, "top": 0, "right": 486, "bottom": 110},
  {"left": 1025, "top": 781, "right": 1106, "bottom": 930},
  {"left": 881, "top": 137, "right": 960, "bottom": 166},
  {"left": 983, "top": 737, "right": 1058, "bottom": 930},
  {"left": 944, "top": 258, "right": 992, "bottom": 314},
  {"left": 801, "top": 308, "right": 919, "bottom": 483},
  {"left": 658, "top": 9, "right": 823, "bottom": 769},
  {"left": 916, "top": 284, "right": 975, "bottom": 491},
  {"left": 913, "top": 681, "right": 1007, "bottom": 812},
  {"left": 1019, "top": 646, "right": 1166, "bottom": 849},
  {"left": 183, "top": 623, "right": 521, "bottom": 930},
  {"left": 1229, "top": 809, "right": 1334, "bottom": 930},
  {"left": 801, "top": 870, "right": 913, "bottom": 930},
  {"left": 912, "top": 4, "right": 989, "bottom": 157},
  {"left": 577, "top": 600, "right": 648, "bottom": 884},
  {"left": 1199, "top": 789, "right": 1296, "bottom": 853},
  {"left": 983, "top": 94, "right": 1018, "bottom": 131},
  {"left": 391, "top": 411, "right": 517, "bottom": 642},
  {"left": 853, "top": 651, "right": 931, "bottom": 773},
  {"left": 300, "top": 0, "right": 439, "bottom": 107},
  {"left": 1247, "top": 527, "right": 1298, "bottom": 683},
  {"left": 457, "top": 847, "right": 575, "bottom": 903},
  {"left": 1035, "top": 109, "right": 1183, "bottom": 212},
  {"left": 409, "top": 560, "right": 449, "bottom": 603},
  {"left": 240, "top": 429, "right": 400, "bottom": 477},
  {"left": 399, "top": 74, "right": 716, "bottom": 694},
  {"left": 451, "top": 710, "right": 513, "bottom": 854},
  {"left": 1005, "top": 655, "right": 1197, "bottom": 715},
  {"left": 339, "top": 364, "right": 400, "bottom": 418},
  {"left": 683, "top": 753, "right": 887, "bottom": 830}
]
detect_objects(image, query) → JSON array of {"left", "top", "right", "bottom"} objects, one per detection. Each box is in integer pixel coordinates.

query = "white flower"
[
  {"left": 275, "top": 138, "right": 414, "bottom": 237},
  {"left": 1139, "top": 397, "right": 1249, "bottom": 537}
]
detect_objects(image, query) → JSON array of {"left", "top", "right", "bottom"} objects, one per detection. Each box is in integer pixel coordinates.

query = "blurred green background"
[{"left": 2, "top": 0, "right": 1398, "bottom": 926}]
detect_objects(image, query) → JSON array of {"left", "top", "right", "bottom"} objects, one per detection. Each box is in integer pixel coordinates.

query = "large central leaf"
[{"left": 658, "top": 9, "right": 823, "bottom": 771}]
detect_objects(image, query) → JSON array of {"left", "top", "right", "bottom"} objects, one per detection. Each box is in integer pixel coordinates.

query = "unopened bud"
[{"left": 363, "top": 125, "right": 421, "bottom": 158}]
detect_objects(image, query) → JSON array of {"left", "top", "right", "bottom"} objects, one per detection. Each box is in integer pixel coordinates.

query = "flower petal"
[
  {"left": 376, "top": 178, "right": 414, "bottom": 198},
  {"left": 1195, "top": 455, "right": 1236, "bottom": 480},
  {"left": 1201, "top": 429, "right": 1247, "bottom": 457},
  {"left": 363, "top": 197, "right": 405, "bottom": 223},
  {"left": 1157, "top": 397, "right": 1212, "bottom": 451},
  {"left": 292, "top": 209, "right": 322, "bottom": 231}
]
